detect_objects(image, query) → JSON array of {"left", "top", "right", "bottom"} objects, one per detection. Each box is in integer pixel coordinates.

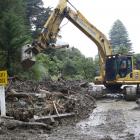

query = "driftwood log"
[{"left": 0, "top": 118, "right": 52, "bottom": 130}]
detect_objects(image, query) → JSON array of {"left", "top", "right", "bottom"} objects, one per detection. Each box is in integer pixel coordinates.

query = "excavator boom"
[
  {"left": 64, "top": 6, "right": 112, "bottom": 78},
  {"left": 21, "top": 0, "right": 112, "bottom": 78}
]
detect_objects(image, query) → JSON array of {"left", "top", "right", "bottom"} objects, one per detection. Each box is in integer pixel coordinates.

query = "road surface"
[{"left": 48, "top": 99, "right": 140, "bottom": 140}]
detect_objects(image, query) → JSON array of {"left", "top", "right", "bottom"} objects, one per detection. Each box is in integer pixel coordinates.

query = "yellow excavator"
[{"left": 21, "top": 0, "right": 140, "bottom": 99}]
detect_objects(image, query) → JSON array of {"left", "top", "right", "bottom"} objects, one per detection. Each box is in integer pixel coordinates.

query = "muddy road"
[{"left": 48, "top": 99, "right": 140, "bottom": 140}]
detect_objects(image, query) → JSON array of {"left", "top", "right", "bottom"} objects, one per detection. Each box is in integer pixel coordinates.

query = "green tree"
[
  {"left": 28, "top": 53, "right": 49, "bottom": 80},
  {"left": 25, "top": 0, "right": 51, "bottom": 37},
  {"left": 46, "top": 47, "right": 97, "bottom": 81},
  {"left": 24, "top": 46, "right": 97, "bottom": 81},
  {"left": 62, "top": 59, "right": 78, "bottom": 78},
  {"left": 133, "top": 53, "right": 140, "bottom": 69},
  {"left": 109, "top": 19, "right": 132, "bottom": 54},
  {"left": 0, "top": 0, "right": 30, "bottom": 76}
]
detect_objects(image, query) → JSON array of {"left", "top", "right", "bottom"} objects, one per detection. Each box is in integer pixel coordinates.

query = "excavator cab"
[{"left": 105, "top": 55, "right": 133, "bottom": 81}]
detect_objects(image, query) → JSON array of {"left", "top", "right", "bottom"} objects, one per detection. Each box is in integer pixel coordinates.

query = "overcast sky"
[{"left": 43, "top": 0, "right": 140, "bottom": 58}]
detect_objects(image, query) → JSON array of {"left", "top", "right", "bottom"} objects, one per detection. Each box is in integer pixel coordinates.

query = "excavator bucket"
[
  {"left": 21, "top": 58, "right": 36, "bottom": 69},
  {"left": 21, "top": 44, "right": 36, "bottom": 69}
]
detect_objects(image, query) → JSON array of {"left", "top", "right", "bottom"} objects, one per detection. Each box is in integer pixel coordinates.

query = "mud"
[{"left": 47, "top": 99, "right": 140, "bottom": 140}]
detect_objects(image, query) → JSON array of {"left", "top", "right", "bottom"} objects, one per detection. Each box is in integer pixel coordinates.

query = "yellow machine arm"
[
  {"left": 24, "top": 0, "right": 66, "bottom": 55},
  {"left": 22, "top": 0, "right": 112, "bottom": 77},
  {"left": 31, "top": 0, "right": 67, "bottom": 54},
  {"left": 64, "top": 5, "right": 112, "bottom": 78}
]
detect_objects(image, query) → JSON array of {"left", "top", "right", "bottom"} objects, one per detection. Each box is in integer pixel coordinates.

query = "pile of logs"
[{"left": 3, "top": 80, "right": 96, "bottom": 130}]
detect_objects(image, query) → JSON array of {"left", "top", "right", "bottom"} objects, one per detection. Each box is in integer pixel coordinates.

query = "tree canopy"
[
  {"left": 25, "top": 0, "right": 51, "bottom": 38},
  {"left": 0, "top": 0, "right": 30, "bottom": 76},
  {"left": 109, "top": 19, "right": 132, "bottom": 54}
]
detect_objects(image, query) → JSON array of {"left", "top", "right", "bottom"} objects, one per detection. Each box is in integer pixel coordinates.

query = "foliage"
[
  {"left": 109, "top": 19, "right": 132, "bottom": 54},
  {"left": 45, "top": 47, "right": 98, "bottom": 81},
  {"left": 62, "top": 59, "right": 78, "bottom": 77},
  {"left": 133, "top": 53, "right": 140, "bottom": 69},
  {"left": 25, "top": 0, "right": 51, "bottom": 37},
  {"left": 0, "top": 0, "right": 30, "bottom": 76},
  {"left": 23, "top": 47, "right": 98, "bottom": 81}
]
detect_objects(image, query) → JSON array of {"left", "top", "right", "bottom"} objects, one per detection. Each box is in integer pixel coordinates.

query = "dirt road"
[{"left": 48, "top": 99, "right": 140, "bottom": 140}]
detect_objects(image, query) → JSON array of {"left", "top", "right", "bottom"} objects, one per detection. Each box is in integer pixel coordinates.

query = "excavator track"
[
  {"left": 104, "top": 83, "right": 122, "bottom": 91},
  {"left": 124, "top": 86, "right": 137, "bottom": 101}
]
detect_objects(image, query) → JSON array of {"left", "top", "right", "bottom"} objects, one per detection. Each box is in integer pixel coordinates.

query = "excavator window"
[
  {"left": 118, "top": 59, "right": 127, "bottom": 78},
  {"left": 105, "top": 56, "right": 118, "bottom": 81},
  {"left": 118, "top": 56, "right": 132, "bottom": 78},
  {"left": 136, "top": 59, "right": 140, "bottom": 70}
]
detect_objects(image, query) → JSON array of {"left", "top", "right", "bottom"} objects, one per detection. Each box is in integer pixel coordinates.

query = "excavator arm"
[
  {"left": 21, "top": 0, "right": 67, "bottom": 68},
  {"left": 31, "top": 0, "right": 67, "bottom": 54},
  {"left": 21, "top": 0, "right": 112, "bottom": 80},
  {"left": 64, "top": 6, "right": 112, "bottom": 79}
]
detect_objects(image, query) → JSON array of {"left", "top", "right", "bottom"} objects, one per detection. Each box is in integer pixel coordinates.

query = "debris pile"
[{"left": 6, "top": 79, "right": 96, "bottom": 125}]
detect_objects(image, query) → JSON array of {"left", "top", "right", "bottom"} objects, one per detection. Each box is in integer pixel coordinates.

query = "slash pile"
[{"left": 6, "top": 79, "right": 96, "bottom": 124}]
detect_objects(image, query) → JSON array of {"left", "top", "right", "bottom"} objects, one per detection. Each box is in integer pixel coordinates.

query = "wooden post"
[{"left": 0, "top": 86, "right": 6, "bottom": 116}]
